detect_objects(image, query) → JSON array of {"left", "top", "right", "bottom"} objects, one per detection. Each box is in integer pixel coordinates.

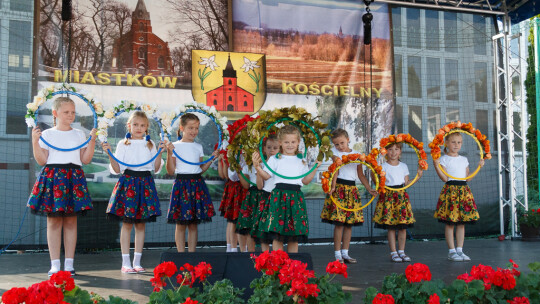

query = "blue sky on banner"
[{"left": 234, "top": 0, "right": 390, "bottom": 39}]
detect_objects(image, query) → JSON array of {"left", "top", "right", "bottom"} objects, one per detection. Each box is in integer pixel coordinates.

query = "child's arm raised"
[
  {"left": 217, "top": 155, "right": 226, "bottom": 179},
  {"left": 302, "top": 161, "right": 321, "bottom": 185},
  {"left": 357, "top": 164, "right": 378, "bottom": 196},
  {"left": 239, "top": 167, "right": 250, "bottom": 190},
  {"left": 166, "top": 141, "right": 176, "bottom": 176},
  {"left": 200, "top": 150, "right": 219, "bottom": 173},
  {"left": 154, "top": 141, "right": 166, "bottom": 173},
  {"left": 102, "top": 142, "right": 120, "bottom": 174},
  {"left": 252, "top": 152, "right": 265, "bottom": 189},
  {"left": 433, "top": 158, "right": 448, "bottom": 182},
  {"left": 81, "top": 128, "right": 97, "bottom": 165},
  {"left": 254, "top": 152, "right": 271, "bottom": 181},
  {"left": 466, "top": 158, "right": 484, "bottom": 182},
  {"left": 32, "top": 127, "right": 48, "bottom": 166}
]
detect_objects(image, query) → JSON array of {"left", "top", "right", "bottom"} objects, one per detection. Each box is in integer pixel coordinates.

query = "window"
[
  {"left": 446, "top": 108, "right": 460, "bottom": 123},
  {"left": 8, "top": 20, "right": 32, "bottom": 72},
  {"left": 7, "top": 82, "right": 29, "bottom": 135},
  {"left": 244, "top": 101, "right": 248, "bottom": 107},
  {"left": 427, "top": 107, "right": 441, "bottom": 141},
  {"left": 445, "top": 59, "right": 459, "bottom": 101},
  {"left": 473, "top": 15, "right": 486, "bottom": 55},
  {"left": 228, "top": 96, "right": 232, "bottom": 101},
  {"left": 476, "top": 110, "right": 489, "bottom": 137},
  {"left": 426, "top": 57, "right": 440, "bottom": 99},
  {"left": 395, "top": 104, "right": 403, "bottom": 133},
  {"left": 158, "top": 56, "right": 165, "bottom": 69},
  {"left": 474, "top": 62, "right": 488, "bottom": 102},
  {"left": 139, "top": 36, "right": 144, "bottom": 41},
  {"left": 214, "top": 100, "right": 217, "bottom": 105},
  {"left": 138, "top": 47, "right": 145, "bottom": 59},
  {"left": 425, "top": 10, "right": 439, "bottom": 51},
  {"left": 10, "top": 0, "right": 32, "bottom": 12},
  {"left": 227, "top": 104, "right": 234, "bottom": 111},
  {"left": 407, "top": 56, "right": 422, "bottom": 98},
  {"left": 392, "top": 7, "right": 401, "bottom": 47},
  {"left": 408, "top": 105, "right": 423, "bottom": 141},
  {"left": 406, "top": 8, "right": 421, "bottom": 49},
  {"left": 394, "top": 54, "right": 402, "bottom": 97},
  {"left": 228, "top": 79, "right": 232, "bottom": 85},
  {"left": 139, "top": 22, "right": 144, "bottom": 31},
  {"left": 444, "top": 12, "right": 458, "bottom": 53}
]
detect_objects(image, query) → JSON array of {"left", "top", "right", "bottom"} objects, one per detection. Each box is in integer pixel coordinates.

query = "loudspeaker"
[
  {"left": 61, "top": 0, "right": 72, "bottom": 21},
  {"left": 159, "top": 252, "right": 313, "bottom": 300}
]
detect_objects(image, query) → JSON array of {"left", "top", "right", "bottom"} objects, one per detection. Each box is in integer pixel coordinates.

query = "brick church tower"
[
  {"left": 111, "top": 0, "right": 174, "bottom": 75},
  {"left": 206, "top": 54, "right": 254, "bottom": 112}
]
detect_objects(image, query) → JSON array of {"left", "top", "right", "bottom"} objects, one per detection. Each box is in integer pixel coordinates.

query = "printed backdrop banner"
[{"left": 35, "top": 0, "right": 393, "bottom": 200}]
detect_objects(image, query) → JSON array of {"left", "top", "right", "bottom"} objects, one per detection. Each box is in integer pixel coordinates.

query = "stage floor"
[{"left": 1, "top": 238, "right": 539, "bottom": 303}]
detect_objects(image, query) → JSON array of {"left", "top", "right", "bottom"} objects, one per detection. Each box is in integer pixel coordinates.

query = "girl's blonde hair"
[
  {"left": 444, "top": 132, "right": 462, "bottom": 154},
  {"left": 278, "top": 124, "right": 301, "bottom": 156},
  {"left": 125, "top": 111, "right": 154, "bottom": 150},
  {"left": 384, "top": 142, "right": 403, "bottom": 161},
  {"left": 52, "top": 97, "right": 75, "bottom": 126},
  {"left": 177, "top": 113, "right": 200, "bottom": 137}
]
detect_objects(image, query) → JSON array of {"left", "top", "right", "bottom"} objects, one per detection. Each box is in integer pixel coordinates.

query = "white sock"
[
  {"left": 390, "top": 251, "right": 398, "bottom": 256},
  {"left": 51, "top": 259, "right": 61, "bottom": 272},
  {"left": 133, "top": 252, "right": 142, "bottom": 268},
  {"left": 245, "top": 246, "right": 248, "bottom": 252},
  {"left": 122, "top": 254, "right": 131, "bottom": 268},
  {"left": 341, "top": 249, "right": 350, "bottom": 258},
  {"left": 226, "top": 244, "right": 231, "bottom": 252},
  {"left": 456, "top": 247, "right": 463, "bottom": 253},
  {"left": 64, "top": 258, "right": 74, "bottom": 271},
  {"left": 398, "top": 250, "right": 405, "bottom": 255},
  {"left": 335, "top": 250, "right": 342, "bottom": 260},
  {"left": 231, "top": 247, "right": 238, "bottom": 252},
  {"left": 449, "top": 248, "right": 457, "bottom": 254}
]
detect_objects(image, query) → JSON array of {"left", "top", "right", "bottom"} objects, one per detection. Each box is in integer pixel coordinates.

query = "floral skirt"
[
  {"left": 27, "top": 164, "right": 92, "bottom": 217},
  {"left": 434, "top": 182, "right": 479, "bottom": 225},
  {"left": 320, "top": 181, "right": 364, "bottom": 226},
  {"left": 373, "top": 188, "right": 415, "bottom": 229},
  {"left": 258, "top": 184, "right": 309, "bottom": 242},
  {"left": 106, "top": 170, "right": 161, "bottom": 223},
  {"left": 250, "top": 191, "right": 272, "bottom": 241},
  {"left": 219, "top": 180, "right": 246, "bottom": 222},
  {"left": 236, "top": 186, "right": 264, "bottom": 235},
  {"left": 167, "top": 174, "right": 215, "bottom": 225}
]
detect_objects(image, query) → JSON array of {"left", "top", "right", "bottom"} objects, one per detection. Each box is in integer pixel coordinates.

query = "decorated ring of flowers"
[
  {"left": 226, "top": 115, "right": 258, "bottom": 175},
  {"left": 98, "top": 100, "right": 165, "bottom": 168},
  {"left": 379, "top": 133, "right": 428, "bottom": 191},
  {"left": 242, "top": 106, "right": 332, "bottom": 179},
  {"left": 428, "top": 121, "right": 491, "bottom": 181},
  {"left": 321, "top": 150, "right": 385, "bottom": 212},
  {"left": 26, "top": 83, "right": 103, "bottom": 152},
  {"left": 165, "top": 102, "right": 229, "bottom": 165}
]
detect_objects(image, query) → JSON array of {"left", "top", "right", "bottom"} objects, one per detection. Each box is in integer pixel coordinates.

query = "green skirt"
[{"left": 236, "top": 187, "right": 263, "bottom": 235}]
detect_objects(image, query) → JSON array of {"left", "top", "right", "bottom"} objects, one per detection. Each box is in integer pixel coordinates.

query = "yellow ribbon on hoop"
[
  {"left": 437, "top": 129, "right": 484, "bottom": 181},
  {"left": 329, "top": 160, "right": 380, "bottom": 212}
]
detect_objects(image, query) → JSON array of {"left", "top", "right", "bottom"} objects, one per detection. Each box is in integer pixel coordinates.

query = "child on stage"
[
  {"left": 433, "top": 132, "right": 483, "bottom": 261},
  {"left": 217, "top": 151, "right": 245, "bottom": 252},
  {"left": 254, "top": 125, "right": 320, "bottom": 253},
  {"left": 166, "top": 113, "right": 218, "bottom": 252},
  {"left": 373, "top": 141, "right": 422, "bottom": 262},
  {"left": 251, "top": 133, "right": 280, "bottom": 252},
  {"left": 28, "top": 96, "right": 97, "bottom": 276},
  {"left": 236, "top": 154, "right": 259, "bottom": 252},
  {"left": 102, "top": 111, "right": 165, "bottom": 273},
  {"left": 321, "top": 129, "right": 377, "bottom": 263}
]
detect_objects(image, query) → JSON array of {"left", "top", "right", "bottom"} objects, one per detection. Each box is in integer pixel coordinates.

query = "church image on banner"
[
  {"left": 111, "top": 0, "right": 174, "bottom": 76},
  {"left": 205, "top": 55, "right": 254, "bottom": 112}
]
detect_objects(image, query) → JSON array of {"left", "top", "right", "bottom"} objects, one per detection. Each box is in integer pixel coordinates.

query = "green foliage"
[
  {"left": 247, "top": 275, "right": 289, "bottom": 304},
  {"left": 148, "top": 286, "right": 196, "bottom": 304},
  {"left": 525, "top": 18, "right": 539, "bottom": 198},
  {"left": 195, "top": 279, "right": 244, "bottom": 304},
  {"left": 306, "top": 275, "right": 352, "bottom": 304}
]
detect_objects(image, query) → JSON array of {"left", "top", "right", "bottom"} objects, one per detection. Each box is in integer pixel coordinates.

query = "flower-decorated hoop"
[
  {"left": 226, "top": 115, "right": 258, "bottom": 174},
  {"left": 164, "top": 102, "right": 229, "bottom": 165},
  {"left": 98, "top": 100, "right": 165, "bottom": 168},
  {"left": 428, "top": 121, "right": 491, "bottom": 181},
  {"left": 26, "top": 83, "right": 103, "bottom": 152},
  {"left": 321, "top": 150, "right": 386, "bottom": 212},
  {"left": 379, "top": 133, "right": 428, "bottom": 191}
]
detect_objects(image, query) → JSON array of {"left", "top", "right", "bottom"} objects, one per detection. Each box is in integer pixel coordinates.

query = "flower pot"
[{"left": 519, "top": 223, "right": 540, "bottom": 241}]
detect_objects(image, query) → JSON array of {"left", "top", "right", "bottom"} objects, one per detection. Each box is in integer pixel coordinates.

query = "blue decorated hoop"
[
  {"left": 165, "top": 103, "right": 229, "bottom": 166},
  {"left": 27, "top": 84, "right": 102, "bottom": 152},
  {"left": 98, "top": 101, "right": 165, "bottom": 168}
]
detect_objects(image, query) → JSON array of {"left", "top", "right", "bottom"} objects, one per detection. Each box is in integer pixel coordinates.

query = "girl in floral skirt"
[
  {"left": 166, "top": 113, "right": 218, "bottom": 252},
  {"left": 254, "top": 125, "right": 321, "bottom": 253},
  {"left": 236, "top": 154, "right": 259, "bottom": 252},
  {"left": 217, "top": 151, "right": 245, "bottom": 252},
  {"left": 373, "top": 142, "right": 422, "bottom": 262},
  {"left": 102, "top": 111, "right": 165, "bottom": 273},
  {"left": 28, "top": 96, "right": 97, "bottom": 276},
  {"left": 250, "top": 133, "right": 280, "bottom": 252},
  {"left": 321, "top": 129, "right": 377, "bottom": 263},
  {"left": 433, "top": 132, "right": 483, "bottom": 262}
]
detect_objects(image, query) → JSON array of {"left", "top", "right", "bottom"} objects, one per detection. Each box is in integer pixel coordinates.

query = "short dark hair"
[{"left": 331, "top": 128, "right": 349, "bottom": 139}]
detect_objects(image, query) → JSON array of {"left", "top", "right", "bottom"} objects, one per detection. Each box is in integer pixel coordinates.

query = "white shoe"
[
  {"left": 448, "top": 252, "right": 464, "bottom": 262},
  {"left": 458, "top": 252, "right": 471, "bottom": 261}
]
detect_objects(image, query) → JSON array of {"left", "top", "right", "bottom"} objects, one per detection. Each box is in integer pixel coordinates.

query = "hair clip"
[
  {"left": 125, "top": 132, "right": 131, "bottom": 139},
  {"left": 145, "top": 134, "right": 151, "bottom": 141}
]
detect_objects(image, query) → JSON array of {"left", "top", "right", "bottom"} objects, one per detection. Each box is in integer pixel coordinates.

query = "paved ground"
[{"left": 1, "top": 238, "right": 539, "bottom": 303}]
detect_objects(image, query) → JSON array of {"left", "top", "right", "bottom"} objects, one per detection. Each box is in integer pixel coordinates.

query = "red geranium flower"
[
  {"left": 326, "top": 260, "right": 348, "bottom": 278},
  {"left": 1, "top": 287, "right": 28, "bottom": 304},
  {"left": 193, "top": 262, "right": 212, "bottom": 282},
  {"left": 491, "top": 268, "right": 516, "bottom": 290},
  {"left": 50, "top": 270, "right": 75, "bottom": 291},
  {"left": 372, "top": 293, "right": 395, "bottom": 304},
  {"left": 405, "top": 263, "right": 432, "bottom": 283},
  {"left": 26, "top": 281, "right": 65, "bottom": 304},
  {"left": 507, "top": 296, "right": 530, "bottom": 304},
  {"left": 427, "top": 293, "right": 440, "bottom": 304},
  {"left": 153, "top": 261, "right": 177, "bottom": 279},
  {"left": 182, "top": 298, "right": 201, "bottom": 304}
]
